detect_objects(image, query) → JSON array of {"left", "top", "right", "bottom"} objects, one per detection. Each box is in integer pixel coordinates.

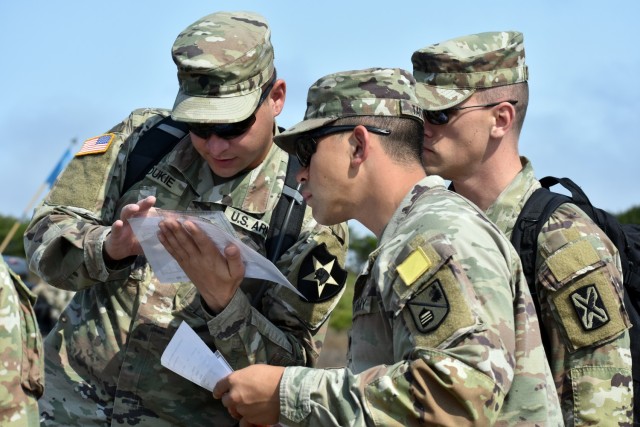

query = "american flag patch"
[{"left": 75, "top": 133, "right": 115, "bottom": 156}]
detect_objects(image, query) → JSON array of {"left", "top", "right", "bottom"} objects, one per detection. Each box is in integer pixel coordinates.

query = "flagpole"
[{"left": 0, "top": 138, "right": 77, "bottom": 254}]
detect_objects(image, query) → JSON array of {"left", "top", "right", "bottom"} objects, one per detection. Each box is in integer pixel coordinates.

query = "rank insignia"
[
  {"left": 407, "top": 279, "right": 449, "bottom": 333},
  {"left": 297, "top": 243, "right": 347, "bottom": 302},
  {"left": 570, "top": 284, "right": 609, "bottom": 331}
]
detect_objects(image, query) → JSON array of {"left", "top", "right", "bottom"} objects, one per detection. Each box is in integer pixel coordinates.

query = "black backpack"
[
  {"left": 123, "top": 115, "right": 306, "bottom": 263},
  {"left": 511, "top": 176, "right": 640, "bottom": 425}
]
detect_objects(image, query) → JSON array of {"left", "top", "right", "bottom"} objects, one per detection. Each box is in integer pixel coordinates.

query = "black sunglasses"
[
  {"left": 295, "top": 125, "right": 391, "bottom": 168},
  {"left": 424, "top": 100, "right": 518, "bottom": 125},
  {"left": 187, "top": 77, "right": 277, "bottom": 140}
]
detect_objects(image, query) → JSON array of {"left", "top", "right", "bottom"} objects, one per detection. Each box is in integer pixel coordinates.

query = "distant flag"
[
  {"left": 45, "top": 146, "right": 73, "bottom": 187},
  {"left": 1, "top": 138, "right": 77, "bottom": 254}
]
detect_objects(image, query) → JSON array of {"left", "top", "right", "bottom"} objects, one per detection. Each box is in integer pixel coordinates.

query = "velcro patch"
[
  {"left": 397, "top": 247, "right": 431, "bottom": 286},
  {"left": 551, "top": 269, "right": 627, "bottom": 351},
  {"left": 407, "top": 279, "right": 449, "bottom": 333},
  {"left": 403, "top": 267, "right": 475, "bottom": 348},
  {"left": 546, "top": 239, "right": 600, "bottom": 282},
  {"left": 75, "top": 133, "right": 115, "bottom": 156},
  {"left": 224, "top": 207, "right": 269, "bottom": 239},
  {"left": 297, "top": 243, "right": 347, "bottom": 302},
  {"left": 145, "top": 165, "right": 188, "bottom": 197}
]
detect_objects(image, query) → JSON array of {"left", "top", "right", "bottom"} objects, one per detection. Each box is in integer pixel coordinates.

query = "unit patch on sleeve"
[
  {"left": 570, "top": 284, "right": 609, "bottom": 331},
  {"left": 75, "top": 133, "right": 115, "bottom": 156},
  {"left": 297, "top": 243, "right": 347, "bottom": 302},
  {"left": 551, "top": 269, "right": 627, "bottom": 351},
  {"left": 407, "top": 279, "right": 449, "bottom": 333}
]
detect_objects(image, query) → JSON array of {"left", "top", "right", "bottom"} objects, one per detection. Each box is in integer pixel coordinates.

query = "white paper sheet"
[
  {"left": 128, "top": 211, "right": 304, "bottom": 299},
  {"left": 160, "top": 321, "right": 233, "bottom": 391}
]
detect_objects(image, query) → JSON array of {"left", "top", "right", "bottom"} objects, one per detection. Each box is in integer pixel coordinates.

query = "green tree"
[
  {"left": 617, "top": 205, "right": 640, "bottom": 224},
  {"left": 0, "top": 215, "right": 28, "bottom": 256},
  {"left": 347, "top": 224, "right": 376, "bottom": 272}
]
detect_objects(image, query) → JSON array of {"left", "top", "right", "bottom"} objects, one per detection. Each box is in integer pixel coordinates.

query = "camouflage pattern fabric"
[
  {"left": 0, "top": 257, "right": 44, "bottom": 426},
  {"left": 411, "top": 31, "right": 528, "bottom": 110},
  {"left": 275, "top": 67, "right": 424, "bottom": 154},
  {"left": 485, "top": 158, "right": 633, "bottom": 426},
  {"left": 24, "top": 108, "right": 349, "bottom": 426},
  {"left": 30, "top": 281, "right": 75, "bottom": 336},
  {"left": 171, "top": 11, "right": 275, "bottom": 124},
  {"left": 279, "top": 175, "right": 563, "bottom": 426}
]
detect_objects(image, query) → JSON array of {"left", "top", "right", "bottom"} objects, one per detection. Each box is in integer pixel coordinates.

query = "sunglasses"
[
  {"left": 187, "top": 77, "right": 276, "bottom": 140},
  {"left": 424, "top": 100, "right": 518, "bottom": 125},
  {"left": 295, "top": 125, "right": 391, "bottom": 168}
]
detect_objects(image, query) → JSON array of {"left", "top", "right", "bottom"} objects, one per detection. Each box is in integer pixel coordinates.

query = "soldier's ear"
[
  {"left": 350, "top": 125, "right": 370, "bottom": 167},
  {"left": 490, "top": 101, "right": 516, "bottom": 138},
  {"left": 269, "top": 80, "right": 286, "bottom": 116}
]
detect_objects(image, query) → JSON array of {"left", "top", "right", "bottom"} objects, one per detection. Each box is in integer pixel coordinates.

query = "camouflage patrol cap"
[
  {"left": 275, "top": 67, "right": 423, "bottom": 154},
  {"left": 171, "top": 11, "right": 275, "bottom": 123},
  {"left": 411, "top": 31, "right": 528, "bottom": 110}
]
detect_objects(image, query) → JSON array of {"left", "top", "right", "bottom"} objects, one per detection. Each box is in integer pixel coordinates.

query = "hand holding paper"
[
  {"left": 128, "top": 211, "right": 304, "bottom": 299},
  {"left": 161, "top": 321, "right": 233, "bottom": 391},
  {"left": 157, "top": 216, "right": 245, "bottom": 312}
]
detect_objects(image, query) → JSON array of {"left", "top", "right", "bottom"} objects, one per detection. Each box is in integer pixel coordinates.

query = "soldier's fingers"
[
  {"left": 212, "top": 375, "right": 231, "bottom": 399},
  {"left": 221, "top": 394, "right": 242, "bottom": 420},
  {"left": 158, "top": 220, "right": 197, "bottom": 259},
  {"left": 136, "top": 196, "right": 156, "bottom": 212},
  {"left": 224, "top": 244, "right": 245, "bottom": 281}
]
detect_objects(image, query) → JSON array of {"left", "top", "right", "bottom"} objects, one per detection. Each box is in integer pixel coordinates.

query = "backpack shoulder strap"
[
  {"left": 512, "top": 185, "right": 569, "bottom": 286},
  {"left": 265, "top": 154, "right": 306, "bottom": 262},
  {"left": 511, "top": 182, "right": 570, "bottom": 351},
  {"left": 122, "top": 116, "right": 188, "bottom": 193}
]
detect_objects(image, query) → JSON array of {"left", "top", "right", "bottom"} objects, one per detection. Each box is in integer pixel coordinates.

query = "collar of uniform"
[
  {"left": 380, "top": 175, "right": 445, "bottom": 243},
  {"left": 485, "top": 156, "right": 541, "bottom": 238},
  {"left": 193, "top": 142, "right": 287, "bottom": 214}
]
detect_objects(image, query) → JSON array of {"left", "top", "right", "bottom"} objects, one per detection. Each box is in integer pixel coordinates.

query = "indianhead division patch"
[
  {"left": 570, "top": 284, "right": 609, "bottom": 331},
  {"left": 76, "top": 133, "right": 115, "bottom": 157},
  {"left": 407, "top": 279, "right": 449, "bottom": 333},
  {"left": 297, "top": 243, "right": 347, "bottom": 302}
]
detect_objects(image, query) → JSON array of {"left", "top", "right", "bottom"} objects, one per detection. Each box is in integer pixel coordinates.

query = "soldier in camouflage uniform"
[
  {"left": 0, "top": 256, "right": 44, "bottom": 426},
  {"left": 212, "top": 67, "right": 563, "bottom": 426},
  {"left": 24, "top": 11, "right": 348, "bottom": 426},
  {"left": 412, "top": 31, "right": 633, "bottom": 426}
]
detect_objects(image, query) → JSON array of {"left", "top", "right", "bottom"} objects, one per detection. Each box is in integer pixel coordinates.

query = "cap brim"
[
  {"left": 171, "top": 88, "right": 261, "bottom": 123},
  {"left": 414, "top": 83, "right": 474, "bottom": 111},
  {"left": 274, "top": 117, "right": 340, "bottom": 155}
]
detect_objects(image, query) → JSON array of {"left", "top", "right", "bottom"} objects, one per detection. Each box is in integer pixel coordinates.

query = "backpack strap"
[
  {"left": 122, "top": 116, "right": 188, "bottom": 194},
  {"left": 252, "top": 155, "right": 306, "bottom": 308},
  {"left": 511, "top": 183, "right": 570, "bottom": 351},
  {"left": 512, "top": 186, "right": 570, "bottom": 286},
  {"left": 265, "top": 155, "right": 306, "bottom": 262}
]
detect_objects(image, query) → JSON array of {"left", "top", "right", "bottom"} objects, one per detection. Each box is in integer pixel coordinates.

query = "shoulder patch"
[
  {"left": 297, "top": 242, "right": 347, "bottom": 302},
  {"left": 75, "top": 133, "right": 115, "bottom": 156},
  {"left": 551, "top": 269, "right": 628, "bottom": 351},
  {"left": 570, "top": 284, "right": 609, "bottom": 330},
  {"left": 407, "top": 279, "right": 449, "bottom": 333},
  {"left": 402, "top": 265, "right": 477, "bottom": 349}
]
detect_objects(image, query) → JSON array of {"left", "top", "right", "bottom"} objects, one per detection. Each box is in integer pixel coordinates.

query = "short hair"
[
  {"left": 331, "top": 116, "right": 423, "bottom": 164},
  {"left": 475, "top": 82, "right": 529, "bottom": 135}
]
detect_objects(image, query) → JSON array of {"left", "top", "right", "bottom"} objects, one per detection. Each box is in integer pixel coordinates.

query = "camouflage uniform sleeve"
[
  {"left": 23, "top": 108, "right": 170, "bottom": 291},
  {"left": 207, "top": 213, "right": 349, "bottom": 368},
  {"left": 278, "top": 230, "right": 528, "bottom": 426},
  {"left": 0, "top": 260, "right": 43, "bottom": 427},
  {"left": 536, "top": 203, "right": 633, "bottom": 425}
]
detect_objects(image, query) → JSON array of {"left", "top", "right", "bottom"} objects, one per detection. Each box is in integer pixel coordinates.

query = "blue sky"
[{"left": 1, "top": 1, "right": 638, "bottom": 238}]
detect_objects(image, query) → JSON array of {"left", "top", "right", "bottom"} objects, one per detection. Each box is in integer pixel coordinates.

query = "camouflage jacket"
[
  {"left": 485, "top": 158, "right": 633, "bottom": 426},
  {"left": 24, "top": 108, "right": 349, "bottom": 426},
  {"left": 279, "top": 175, "right": 562, "bottom": 426},
  {"left": 0, "top": 258, "right": 44, "bottom": 427}
]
